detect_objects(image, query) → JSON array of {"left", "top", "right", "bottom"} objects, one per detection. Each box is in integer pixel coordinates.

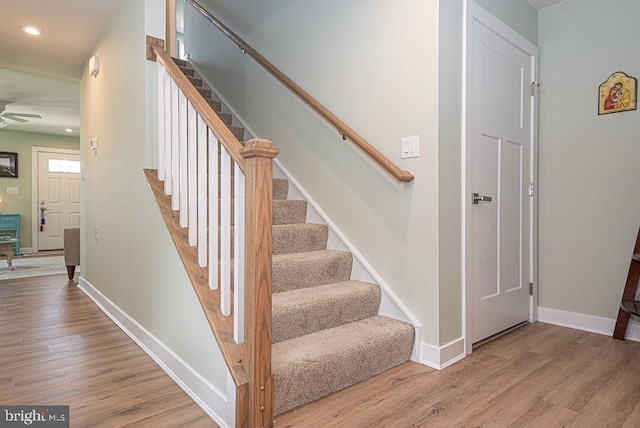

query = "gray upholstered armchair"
[{"left": 63, "top": 228, "right": 80, "bottom": 280}]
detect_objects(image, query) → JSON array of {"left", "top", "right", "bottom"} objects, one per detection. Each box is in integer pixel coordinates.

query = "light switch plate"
[
  {"left": 401, "top": 135, "right": 420, "bottom": 159},
  {"left": 90, "top": 137, "right": 99, "bottom": 152},
  {"left": 6, "top": 187, "right": 19, "bottom": 195}
]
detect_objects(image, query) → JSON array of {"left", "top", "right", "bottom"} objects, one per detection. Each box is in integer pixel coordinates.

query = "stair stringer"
[{"left": 187, "top": 57, "right": 422, "bottom": 363}]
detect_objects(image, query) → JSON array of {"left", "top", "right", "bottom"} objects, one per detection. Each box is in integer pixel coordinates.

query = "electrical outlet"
[
  {"left": 401, "top": 135, "right": 420, "bottom": 159},
  {"left": 94, "top": 226, "right": 98, "bottom": 241}
]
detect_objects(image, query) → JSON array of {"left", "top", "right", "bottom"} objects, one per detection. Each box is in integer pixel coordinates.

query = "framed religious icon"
[
  {"left": 598, "top": 71, "right": 637, "bottom": 115},
  {"left": 0, "top": 152, "right": 18, "bottom": 178}
]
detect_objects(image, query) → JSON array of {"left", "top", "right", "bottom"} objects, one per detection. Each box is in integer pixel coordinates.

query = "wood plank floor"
[
  {"left": 0, "top": 274, "right": 217, "bottom": 427},
  {"left": 4, "top": 274, "right": 640, "bottom": 427},
  {"left": 277, "top": 321, "right": 640, "bottom": 427}
]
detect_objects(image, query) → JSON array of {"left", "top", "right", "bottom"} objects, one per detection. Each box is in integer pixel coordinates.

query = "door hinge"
[
  {"left": 530, "top": 81, "right": 538, "bottom": 96},
  {"left": 529, "top": 282, "right": 534, "bottom": 296},
  {"left": 529, "top": 182, "right": 534, "bottom": 196}
]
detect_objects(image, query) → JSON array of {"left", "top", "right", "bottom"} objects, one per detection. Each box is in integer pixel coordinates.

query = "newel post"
[{"left": 239, "top": 138, "right": 279, "bottom": 427}]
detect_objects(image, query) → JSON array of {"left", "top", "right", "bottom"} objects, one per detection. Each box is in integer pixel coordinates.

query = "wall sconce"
[
  {"left": 0, "top": 195, "right": 3, "bottom": 213},
  {"left": 89, "top": 55, "right": 100, "bottom": 78}
]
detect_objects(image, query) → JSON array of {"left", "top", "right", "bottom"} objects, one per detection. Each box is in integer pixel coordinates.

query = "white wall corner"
[
  {"left": 538, "top": 306, "right": 640, "bottom": 342},
  {"left": 77, "top": 277, "right": 232, "bottom": 427},
  {"left": 419, "top": 337, "right": 466, "bottom": 370}
]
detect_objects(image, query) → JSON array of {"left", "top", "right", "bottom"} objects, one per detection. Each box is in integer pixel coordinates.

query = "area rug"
[{"left": 0, "top": 256, "right": 77, "bottom": 280}]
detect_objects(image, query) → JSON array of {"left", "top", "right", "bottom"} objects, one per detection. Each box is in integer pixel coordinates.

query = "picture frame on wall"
[
  {"left": 0, "top": 152, "right": 18, "bottom": 178},
  {"left": 598, "top": 71, "right": 637, "bottom": 115}
]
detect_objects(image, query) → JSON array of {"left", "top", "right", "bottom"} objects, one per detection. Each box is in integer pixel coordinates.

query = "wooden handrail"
[
  {"left": 185, "top": 0, "right": 414, "bottom": 183},
  {"left": 152, "top": 45, "right": 247, "bottom": 171}
]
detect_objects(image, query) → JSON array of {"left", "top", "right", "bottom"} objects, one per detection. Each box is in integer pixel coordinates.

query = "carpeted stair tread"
[
  {"left": 225, "top": 198, "right": 306, "bottom": 226},
  {"left": 187, "top": 76, "right": 203, "bottom": 87},
  {"left": 272, "top": 179, "right": 289, "bottom": 200},
  {"left": 172, "top": 58, "right": 189, "bottom": 67},
  {"left": 206, "top": 99, "right": 222, "bottom": 112},
  {"left": 217, "top": 112, "right": 233, "bottom": 126},
  {"left": 273, "top": 199, "right": 307, "bottom": 225},
  {"left": 272, "top": 224, "right": 328, "bottom": 255},
  {"left": 228, "top": 126, "right": 244, "bottom": 142},
  {"left": 272, "top": 250, "right": 352, "bottom": 293},
  {"left": 196, "top": 87, "right": 212, "bottom": 99},
  {"left": 272, "top": 280, "right": 380, "bottom": 343},
  {"left": 272, "top": 315, "right": 415, "bottom": 414}
]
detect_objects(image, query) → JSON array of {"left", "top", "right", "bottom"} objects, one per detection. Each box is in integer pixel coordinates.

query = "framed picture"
[
  {"left": 0, "top": 152, "right": 18, "bottom": 178},
  {"left": 598, "top": 71, "right": 637, "bottom": 115}
]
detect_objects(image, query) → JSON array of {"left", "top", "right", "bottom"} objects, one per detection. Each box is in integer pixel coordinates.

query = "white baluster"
[
  {"left": 170, "top": 81, "right": 179, "bottom": 206},
  {"left": 208, "top": 129, "right": 219, "bottom": 290},
  {"left": 220, "top": 148, "right": 231, "bottom": 316},
  {"left": 233, "top": 163, "right": 245, "bottom": 344},
  {"left": 179, "top": 91, "right": 188, "bottom": 227},
  {"left": 198, "top": 116, "right": 208, "bottom": 267},
  {"left": 164, "top": 71, "right": 171, "bottom": 189},
  {"left": 157, "top": 62, "right": 165, "bottom": 181},
  {"left": 187, "top": 102, "right": 197, "bottom": 246}
]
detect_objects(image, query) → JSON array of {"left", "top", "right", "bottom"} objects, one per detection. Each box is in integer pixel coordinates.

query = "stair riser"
[
  {"left": 272, "top": 316, "right": 415, "bottom": 415},
  {"left": 272, "top": 224, "right": 328, "bottom": 255},
  {"left": 272, "top": 282, "right": 381, "bottom": 343},
  {"left": 221, "top": 199, "right": 306, "bottom": 226},
  {"left": 272, "top": 251, "right": 352, "bottom": 293}
]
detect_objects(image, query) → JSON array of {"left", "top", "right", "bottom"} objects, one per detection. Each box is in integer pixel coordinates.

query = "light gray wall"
[
  {"left": 538, "top": 0, "right": 640, "bottom": 318},
  {"left": 186, "top": 0, "right": 442, "bottom": 345},
  {"left": 80, "top": 0, "right": 227, "bottom": 391},
  {"left": 474, "top": 0, "right": 538, "bottom": 45},
  {"left": 437, "top": 0, "right": 464, "bottom": 345}
]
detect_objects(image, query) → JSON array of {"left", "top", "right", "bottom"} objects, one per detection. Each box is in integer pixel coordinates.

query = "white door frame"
[
  {"left": 31, "top": 146, "right": 81, "bottom": 253},
  {"left": 462, "top": 1, "right": 539, "bottom": 355}
]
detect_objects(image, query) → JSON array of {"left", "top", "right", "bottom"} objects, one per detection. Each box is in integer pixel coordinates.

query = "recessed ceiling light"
[
  {"left": 23, "top": 26, "right": 41, "bottom": 36},
  {"left": 65, "top": 128, "right": 73, "bottom": 133}
]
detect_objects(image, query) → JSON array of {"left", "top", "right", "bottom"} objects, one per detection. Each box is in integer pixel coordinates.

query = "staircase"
[{"left": 172, "top": 58, "right": 415, "bottom": 415}]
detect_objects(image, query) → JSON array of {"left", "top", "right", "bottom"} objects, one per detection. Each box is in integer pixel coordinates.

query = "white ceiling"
[
  {"left": 526, "top": 0, "right": 565, "bottom": 9},
  {"left": 0, "top": 0, "right": 120, "bottom": 137},
  {"left": 0, "top": 0, "right": 564, "bottom": 138}
]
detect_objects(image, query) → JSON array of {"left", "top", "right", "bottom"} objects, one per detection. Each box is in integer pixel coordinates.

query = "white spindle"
[
  {"left": 179, "top": 91, "right": 188, "bottom": 227},
  {"left": 187, "top": 102, "right": 197, "bottom": 246},
  {"left": 233, "top": 163, "right": 245, "bottom": 344},
  {"left": 164, "top": 71, "right": 172, "bottom": 188},
  {"left": 157, "top": 62, "right": 165, "bottom": 181},
  {"left": 170, "top": 81, "right": 179, "bottom": 206},
  {"left": 208, "top": 129, "right": 219, "bottom": 290},
  {"left": 220, "top": 148, "right": 232, "bottom": 316},
  {"left": 197, "top": 116, "right": 208, "bottom": 267}
]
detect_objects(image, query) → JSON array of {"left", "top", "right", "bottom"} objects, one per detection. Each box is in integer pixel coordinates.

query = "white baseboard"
[
  {"left": 537, "top": 306, "right": 640, "bottom": 342},
  {"left": 419, "top": 337, "right": 466, "bottom": 370},
  {"left": 77, "top": 277, "right": 232, "bottom": 427}
]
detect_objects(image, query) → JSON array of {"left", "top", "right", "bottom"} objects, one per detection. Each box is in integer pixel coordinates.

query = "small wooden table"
[{"left": 0, "top": 239, "right": 18, "bottom": 271}]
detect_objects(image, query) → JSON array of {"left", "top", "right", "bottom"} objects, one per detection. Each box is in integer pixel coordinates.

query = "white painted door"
[
  {"left": 467, "top": 9, "right": 535, "bottom": 344},
  {"left": 37, "top": 151, "right": 81, "bottom": 250}
]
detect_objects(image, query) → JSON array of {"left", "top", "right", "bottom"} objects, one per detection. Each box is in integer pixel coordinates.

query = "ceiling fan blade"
[
  {"left": 2, "top": 116, "right": 28, "bottom": 123},
  {"left": 3, "top": 113, "right": 42, "bottom": 119}
]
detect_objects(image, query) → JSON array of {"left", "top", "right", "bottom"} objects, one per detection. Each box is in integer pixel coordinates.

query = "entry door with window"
[
  {"left": 466, "top": 6, "right": 536, "bottom": 345},
  {"left": 38, "top": 151, "right": 81, "bottom": 251}
]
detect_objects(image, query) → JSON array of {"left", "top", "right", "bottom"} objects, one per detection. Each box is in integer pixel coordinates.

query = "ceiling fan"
[{"left": 0, "top": 101, "right": 42, "bottom": 128}]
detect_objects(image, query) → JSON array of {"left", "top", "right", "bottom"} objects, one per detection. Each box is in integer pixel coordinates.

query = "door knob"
[{"left": 472, "top": 192, "right": 492, "bottom": 204}]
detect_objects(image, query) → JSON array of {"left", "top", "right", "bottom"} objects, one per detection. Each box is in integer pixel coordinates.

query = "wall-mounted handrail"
[{"left": 185, "top": 0, "right": 415, "bottom": 183}]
